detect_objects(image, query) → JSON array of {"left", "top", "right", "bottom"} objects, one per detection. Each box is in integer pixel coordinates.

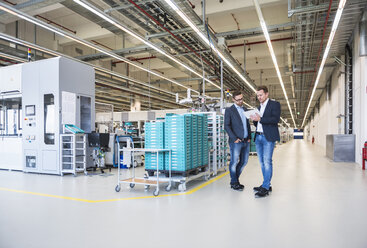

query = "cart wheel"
[
  {"left": 130, "top": 183, "right": 135, "bottom": 188},
  {"left": 165, "top": 185, "right": 171, "bottom": 192},
  {"left": 144, "top": 185, "right": 150, "bottom": 190},
  {"left": 84, "top": 172, "right": 88, "bottom": 176},
  {"left": 153, "top": 189, "right": 159, "bottom": 196},
  {"left": 115, "top": 185, "right": 121, "bottom": 192},
  {"left": 178, "top": 183, "right": 186, "bottom": 192}
]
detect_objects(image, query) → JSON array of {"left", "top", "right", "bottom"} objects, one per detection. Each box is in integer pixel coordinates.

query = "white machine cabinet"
[{"left": 0, "top": 57, "right": 95, "bottom": 174}]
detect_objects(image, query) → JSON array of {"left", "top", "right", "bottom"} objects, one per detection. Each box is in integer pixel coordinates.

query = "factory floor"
[{"left": 0, "top": 139, "right": 366, "bottom": 248}]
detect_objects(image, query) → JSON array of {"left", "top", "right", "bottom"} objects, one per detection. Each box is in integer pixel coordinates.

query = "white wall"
[
  {"left": 352, "top": 24, "right": 367, "bottom": 166},
  {"left": 305, "top": 64, "right": 345, "bottom": 148},
  {"left": 304, "top": 21, "right": 367, "bottom": 167}
]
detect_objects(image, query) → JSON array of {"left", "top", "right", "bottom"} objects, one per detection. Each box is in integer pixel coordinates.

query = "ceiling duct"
[{"left": 359, "top": 11, "right": 367, "bottom": 56}]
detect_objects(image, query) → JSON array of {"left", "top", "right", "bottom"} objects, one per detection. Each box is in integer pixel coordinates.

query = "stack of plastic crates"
[
  {"left": 197, "top": 114, "right": 204, "bottom": 167},
  {"left": 144, "top": 121, "right": 165, "bottom": 171},
  {"left": 202, "top": 114, "right": 209, "bottom": 166},
  {"left": 164, "top": 114, "right": 192, "bottom": 172},
  {"left": 191, "top": 114, "right": 199, "bottom": 169}
]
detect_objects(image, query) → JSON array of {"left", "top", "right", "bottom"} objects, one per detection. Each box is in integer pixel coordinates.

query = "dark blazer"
[
  {"left": 253, "top": 99, "right": 281, "bottom": 142},
  {"left": 224, "top": 104, "right": 251, "bottom": 144}
]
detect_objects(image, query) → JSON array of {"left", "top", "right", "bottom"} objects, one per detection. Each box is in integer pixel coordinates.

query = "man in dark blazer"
[
  {"left": 224, "top": 91, "right": 251, "bottom": 191},
  {"left": 250, "top": 86, "right": 281, "bottom": 198}
]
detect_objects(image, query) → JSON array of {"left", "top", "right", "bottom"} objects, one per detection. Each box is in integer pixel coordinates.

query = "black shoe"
[
  {"left": 253, "top": 186, "right": 272, "bottom": 192},
  {"left": 231, "top": 184, "right": 243, "bottom": 191},
  {"left": 238, "top": 183, "right": 245, "bottom": 190},
  {"left": 255, "top": 188, "right": 269, "bottom": 198}
]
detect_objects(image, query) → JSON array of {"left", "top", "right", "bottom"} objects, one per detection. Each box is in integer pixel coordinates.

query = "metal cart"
[
  {"left": 114, "top": 145, "right": 172, "bottom": 196},
  {"left": 60, "top": 124, "right": 87, "bottom": 176}
]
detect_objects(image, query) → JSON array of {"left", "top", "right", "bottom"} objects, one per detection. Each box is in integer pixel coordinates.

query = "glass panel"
[
  {"left": 7, "top": 109, "right": 16, "bottom": 135},
  {"left": 44, "top": 94, "right": 55, "bottom": 145},
  {"left": 18, "top": 108, "right": 22, "bottom": 131},
  {"left": 0, "top": 96, "right": 22, "bottom": 136},
  {"left": 0, "top": 108, "right": 4, "bottom": 131},
  {"left": 80, "top": 96, "right": 91, "bottom": 133}
]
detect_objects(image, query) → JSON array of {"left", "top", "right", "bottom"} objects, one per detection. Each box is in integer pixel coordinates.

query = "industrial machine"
[
  {"left": 0, "top": 57, "right": 95, "bottom": 174},
  {"left": 87, "top": 132, "right": 111, "bottom": 173},
  {"left": 0, "top": 91, "right": 22, "bottom": 170}
]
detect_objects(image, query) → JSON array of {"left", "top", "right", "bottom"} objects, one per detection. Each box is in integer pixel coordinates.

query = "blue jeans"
[
  {"left": 255, "top": 134, "right": 275, "bottom": 190},
  {"left": 229, "top": 141, "right": 250, "bottom": 185}
]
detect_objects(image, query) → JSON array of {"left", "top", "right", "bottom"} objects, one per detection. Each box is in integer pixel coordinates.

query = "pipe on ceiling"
[
  {"left": 359, "top": 11, "right": 367, "bottom": 56},
  {"left": 126, "top": 0, "right": 216, "bottom": 71},
  {"left": 304, "top": 0, "right": 333, "bottom": 113},
  {"left": 227, "top": 37, "right": 293, "bottom": 48}
]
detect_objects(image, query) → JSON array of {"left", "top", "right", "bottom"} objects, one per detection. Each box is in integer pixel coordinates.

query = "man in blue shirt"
[{"left": 224, "top": 91, "right": 251, "bottom": 191}]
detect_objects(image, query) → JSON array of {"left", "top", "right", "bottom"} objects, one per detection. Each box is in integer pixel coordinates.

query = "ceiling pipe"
[
  {"left": 359, "top": 11, "right": 367, "bottom": 56},
  {"left": 113, "top": 55, "right": 157, "bottom": 64},
  {"left": 35, "top": 15, "right": 77, "bottom": 34},
  {"left": 287, "top": 44, "right": 295, "bottom": 98},
  {"left": 227, "top": 37, "right": 292, "bottom": 48},
  {"left": 0, "top": 33, "right": 182, "bottom": 100},
  {"left": 304, "top": 0, "right": 333, "bottom": 115},
  {"left": 294, "top": 70, "right": 316, "bottom": 74},
  {"left": 2, "top": 0, "right": 15, "bottom": 5},
  {"left": 0, "top": 58, "right": 17, "bottom": 64},
  {"left": 126, "top": 0, "right": 216, "bottom": 71},
  {"left": 90, "top": 39, "right": 113, "bottom": 50},
  {"left": 95, "top": 81, "right": 184, "bottom": 107}
]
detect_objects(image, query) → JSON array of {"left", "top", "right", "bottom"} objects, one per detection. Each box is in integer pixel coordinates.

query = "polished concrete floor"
[{"left": 0, "top": 140, "right": 366, "bottom": 248}]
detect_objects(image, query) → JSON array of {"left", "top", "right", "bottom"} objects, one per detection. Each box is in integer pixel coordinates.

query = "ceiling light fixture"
[
  {"left": 0, "top": 33, "right": 181, "bottom": 98},
  {"left": 301, "top": 0, "right": 347, "bottom": 127},
  {"left": 253, "top": 0, "right": 296, "bottom": 128},
  {"left": 162, "top": 0, "right": 257, "bottom": 93},
  {"left": 280, "top": 117, "right": 290, "bottom": 128},
  {"left": 73, "top": 0, "right": 220, "bottom": 90},
  {"left": 0, "top": 52, "right": 27, "bottom": 63},
  {"left": 0, "top": 2, "right": 200, "bottom": 94}
]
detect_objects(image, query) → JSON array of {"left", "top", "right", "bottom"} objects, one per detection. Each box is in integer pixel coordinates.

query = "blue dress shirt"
[{"left": 235, "top": 104, "right": 248, "bottom": 139}]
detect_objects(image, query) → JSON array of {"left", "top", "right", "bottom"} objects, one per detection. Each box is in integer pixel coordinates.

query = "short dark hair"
[
  {"left": 232, "top": 91, "right": 242, "bottom": 98},
  {"left": 257, "top": 86, "right": 268, "bottom": 93}
]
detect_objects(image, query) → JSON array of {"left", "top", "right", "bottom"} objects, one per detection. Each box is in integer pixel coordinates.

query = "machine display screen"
[{"left": 25, "top": 105, "right": 35, "bottom": 116}]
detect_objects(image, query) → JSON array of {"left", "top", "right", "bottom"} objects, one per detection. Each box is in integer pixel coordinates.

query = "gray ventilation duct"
[{"left": 360, "top": 11, "right": 367, "bottom": 56}]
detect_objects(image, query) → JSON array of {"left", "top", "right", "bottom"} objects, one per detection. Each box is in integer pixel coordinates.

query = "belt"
[{"left": 256, "top": 132, "right": 264, "bottom": 135}]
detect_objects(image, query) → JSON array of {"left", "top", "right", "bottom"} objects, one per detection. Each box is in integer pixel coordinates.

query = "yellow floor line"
[
  {"left": 0, "top": 187, "right": 94, "bottom": 203},
  {"left": 0, "top": 171, "right": 229, "bottom": 203}
]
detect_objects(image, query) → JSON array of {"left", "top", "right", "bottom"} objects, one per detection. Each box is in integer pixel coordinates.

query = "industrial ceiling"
[{"left": 0, "top": 0, "right": 366, "bottom": 127}]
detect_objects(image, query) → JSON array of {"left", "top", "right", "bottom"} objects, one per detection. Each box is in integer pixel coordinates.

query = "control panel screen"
[{"left": 25, "top": 105, "right": 35, "bottom": 116}]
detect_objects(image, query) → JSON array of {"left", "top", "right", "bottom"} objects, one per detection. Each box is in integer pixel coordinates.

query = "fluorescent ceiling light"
[
  {"left": 0, "top": 2, "right": 200, "bottom": 95},
  {"left": 301, "top": 0, "right": 346, "bottom": 127},
  {"left": 253, "top": 0, "right": 296, "bottom": 128},
  {"left": 0, "top": 52, "right": 27, "bottom": 63},
  {"left": 280, "top": 117, "right": 290, "bottom": 128},
  {"left": 73, "top": 0, "right": 220, "bottom": 90},
  {"left": 162, "top": 0, "right": 256, "bottom": 93},
  {"left": 95, "top": 79, "right": 183, "bottom": 107},
  {"left": 0, "top": 32, "right": 182, "bottom": 99}
]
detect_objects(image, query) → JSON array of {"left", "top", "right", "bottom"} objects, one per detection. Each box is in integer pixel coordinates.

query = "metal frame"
[
  {"left": 115, "top": 142, "right": 172, "bottom": 196},
  {"left": 60, "top": 133, "right": 87, "bottom": 176}
]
